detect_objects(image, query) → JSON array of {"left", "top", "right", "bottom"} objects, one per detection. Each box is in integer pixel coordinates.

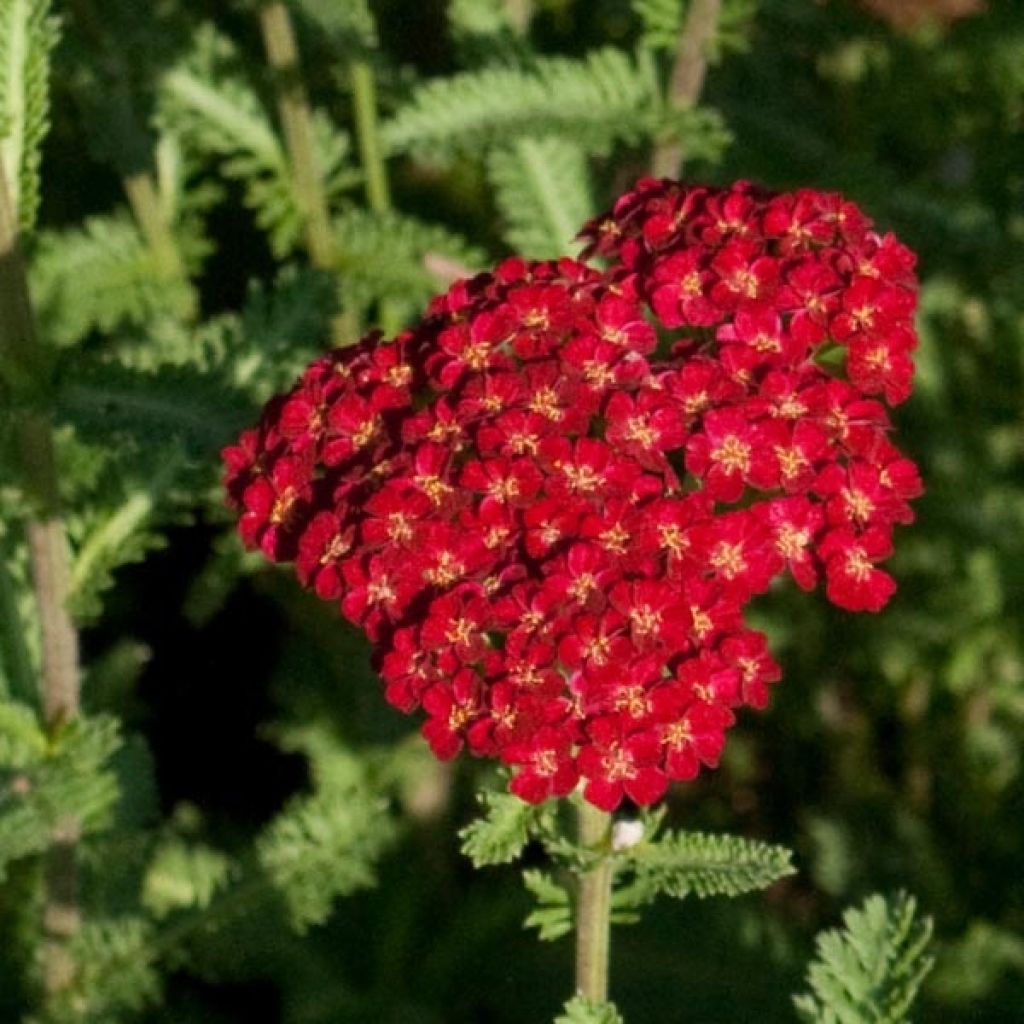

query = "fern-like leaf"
[
  {"left": 383, "top": 48, "right": 662, "bottom": 160},
  {"left": 0, "top": 0, "right": 57, "bottom": 231},
  {"left": 522, "top": 869, "right": 572, "bottom": 941},
  {"left": 335, "top": 207, "right": 485, "bottom": 329},
  {"left": 30, "top": 213, "right": 195, "bottom": 348},
  {"left": 460, "top": 788, "right": 543, "bottom": 867},
  {"left": 292, "top": 0, "right": 377, "bottom": 52},
  {"left": 633, "top": 0, "right": 686, "bottom": 51},
  {"left": 556, "top": 995, "right": 625, "bottom": 1024},
  {"left": 56, "top": 362, "right": 253, "bottom": 461},
  {"left": 794, "top": 893, "right": 935, "bottom": 1024},
  {"left": 257, "top": 757, "right": 397, "bottom": 932},
  {"left": 614, "top": 828, "right": 795, "bottom": 908},
  {"left": 142, "top": 839, "right": 232, "bottom": 919},
  {"left": 0, "top": 711, "right": 121, "bottom": 880},
  {"left": 160, "top": 26, "right": 359, "bottom": 256},
  {"left": 487, "top": 135, "right": 594, "bottom": 258},
  {"left": 48, "top": 917, "right": 161, "bottom": 1021}
]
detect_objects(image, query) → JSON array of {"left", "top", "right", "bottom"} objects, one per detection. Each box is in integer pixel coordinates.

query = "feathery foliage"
[
  {"left": 256, "top": 743, "right": 397, "bottom": 932},
  {"left": 522, "top": 868, "right": 572, "bottom": 941},
  {"left": 334, "top": 207, "right": 485, "bottom": 328},
  {"left": 0, "top": 0, "right": 57, "bottom": 230},
  {"left": 41, "top": 917, "right": 161, "bottom": 1023},
  {"left": 141, "top": 839, "right": 232, "bottom": 919},
  {"left": 459, "top": 788, "right": 546, "bottom": 867},
  {"left": 292, "top": 0, "right": 378, "bottom": 53},
  {"left": 159, "top": 25, "right": 358, "bottom": 256},
  {"left": 555, "top": 996, "right": 625, "bottom": 1024},
  {"left": 613, "top": 828, "right": 796, "bottom": 908},
  {"left": 383, "top": 48, "right": 664, "bottom": 160},
  {"left": 487, "top": 135, "right": 594, "bottom": 258},
  {"left": 30, "top": 213, "right": 194, "bottom": 349},
  {"left": 794, "top": 893, "right": 935, "bottom": 1024},
  {"left": 0, "top": 712, "right": 120, "bottom": 881}
]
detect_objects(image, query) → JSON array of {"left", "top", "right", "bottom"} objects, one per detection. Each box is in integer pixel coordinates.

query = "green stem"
[
  {"left": 0, "top": 153, "right": 81, "bottom": 997},
  {"left": 258, "top": 2, "right": 359, "bottom": 344},
  {"left": 258, "top": 1, "right": 336, "bottom": 271},
  {"left": 575, "top": 801, "right": 613, "bottom": 1003},
  {"left": 650, "top": 0, "right": 722, "bottom": 178},
  {"left": 122, "top": 171, "right": 186, "bottom": 284},
  {"left": 350, "top": 59, "right": 390, "bottom": 214}
]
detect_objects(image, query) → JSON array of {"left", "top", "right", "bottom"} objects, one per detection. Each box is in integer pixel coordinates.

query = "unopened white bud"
[{"left": 611, "top": 818, "right": 644, "bottom": 852}]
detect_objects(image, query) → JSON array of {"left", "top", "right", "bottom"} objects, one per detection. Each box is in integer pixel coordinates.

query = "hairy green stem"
[
  {"left": 0, "top": 154, "right": 81, "bottom": 996},
  {"left": 575, "top": 802, "right": 613, "bottom": 1003},
  {"left": 350, "top": 59, "right": 390, "bottom": 214},
  {"left": 258, "top": 1, "right": 336, "bottom": 270},
  {"left": 258, "top": 2, "right": 358, "bottom": 343},
  {"left": 651, "top": 0, "right": 722, "bottom": 178}
]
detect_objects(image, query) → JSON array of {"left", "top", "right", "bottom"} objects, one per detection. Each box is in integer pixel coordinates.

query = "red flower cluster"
[{"left": 224, "top": 180, "right": 922, "bottom": 811}]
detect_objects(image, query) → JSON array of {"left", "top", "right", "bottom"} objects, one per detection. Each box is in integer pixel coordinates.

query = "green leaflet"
[
  {"left": 159, "top": 25, "right": 359, "bottom": 257},
  {"left": 0, "top": 711, "right": 121, "bottom": 881},
  {"left": 142, "top": 839, "right": 232, "bottom": 919},
  {"left": 460, "top": 788, "right": 543, "bottom": 867},
  {"left": 30, "top": 213, "right": 195, "bottom": 349},
  {"left": 522, "top": 868, "right": 572, "bottom": 941},
  {"left": 383, "top": 47, "right": 663, "bottom": 160},
  {"left": 613, "top": 827, "right": 796, "bottom": 907},
  {"left": 794, "top": 893, "right": 935, "bottom": 1024},
  {"left": 334, "top": 207, "right": 485, "bottom": 329},
  {"left": 0, "top": 0, "right": 57, "bottom": 231},
  {"left": 487, "top": 135, "right": 595, "bottom": 258},
  {"left": 555, "top": 995, "right": 625, "bottom": 1024}
]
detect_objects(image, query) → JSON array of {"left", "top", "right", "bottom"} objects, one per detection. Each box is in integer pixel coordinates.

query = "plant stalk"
[
  {"left": 575, "top": 801, "right": 613, "bottom": 1003},
  {"left": 350, "top": 59, "right": 390, "bottom": 214},
  {"left": 258, "top": 1, "right": 336, "bottom": 271},
  {"left": 0, "top": 155, "right": 82, "bottom": 995},
  {"left": 651, "top": 0, "right": 722, "bottom": 178}
]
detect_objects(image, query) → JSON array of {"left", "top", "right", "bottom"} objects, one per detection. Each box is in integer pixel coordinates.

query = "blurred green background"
[{"left": 2, "top": 0, "right": 1023, "bottom": 1021}]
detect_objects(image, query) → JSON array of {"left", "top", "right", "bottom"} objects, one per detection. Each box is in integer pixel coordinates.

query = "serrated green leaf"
[
  {"left": 487, "top": 135, "right": 594, "bottom": 258},
  {"left": 30, "top": 213, "right": 195, "bottom": 349},
  {"left": 257, "top": 748, "right": 397, "bottom": 932},
  {"left": 56, "top": 362, "right": 253, "bottom": 460},
  {"left": 614, "top": 828, "right": 795, "bottom": 907},
  {"left": 160, "top": 25, "right": 358, "bottom": 257},
  {"left": 794, "top": 892, "right": 935, "bottom": 1024},
  {"left": 47, "top": 917, "right": 161, "bottom": 1021},
  {"left": 293, "top": 0, "right": 377, "bottom": 52},
  {"left": 143, "top": 839, "right": 232, "bottom": 918},
  {"left": 460, "top": 789, "right": 540, "bottom": 867},
  {"left": 383, "top": 47, "right": 663, "bottom": 160},
  {"left": 556, "top": 995, "right": 625, "bottom": 1024},
  {"left": 522, "top": 868, "right": 572, "bottom": 941},
  {"left": 335, "top": 207, "right": 485, "bottom": 329},
  {"left": 0, "top": 0, "right": 58, "bottom": 231},
  {"left": 0, "top": 713, "right": 121, "bottom": 880}
]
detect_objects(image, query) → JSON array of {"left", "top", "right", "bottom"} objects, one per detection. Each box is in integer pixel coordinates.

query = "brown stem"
[
  {"left": 575, "top": 801, "right": 613, "bottom": 1003},
  {"left": 0, "top": 157, "right": 81, "bottom": 995},
  {"left": 650, "top": 0, "right": 722, "bottom": 178}
]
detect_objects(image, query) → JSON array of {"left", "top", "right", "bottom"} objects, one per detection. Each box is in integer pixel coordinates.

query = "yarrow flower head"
[{"left": 223, "top": 179, "right": 923, "bottom": 812}]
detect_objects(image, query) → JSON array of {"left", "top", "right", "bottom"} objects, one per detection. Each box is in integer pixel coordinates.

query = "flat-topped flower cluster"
[{"left": 223, "top": 180, "right": 922, "bottom": 811}]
